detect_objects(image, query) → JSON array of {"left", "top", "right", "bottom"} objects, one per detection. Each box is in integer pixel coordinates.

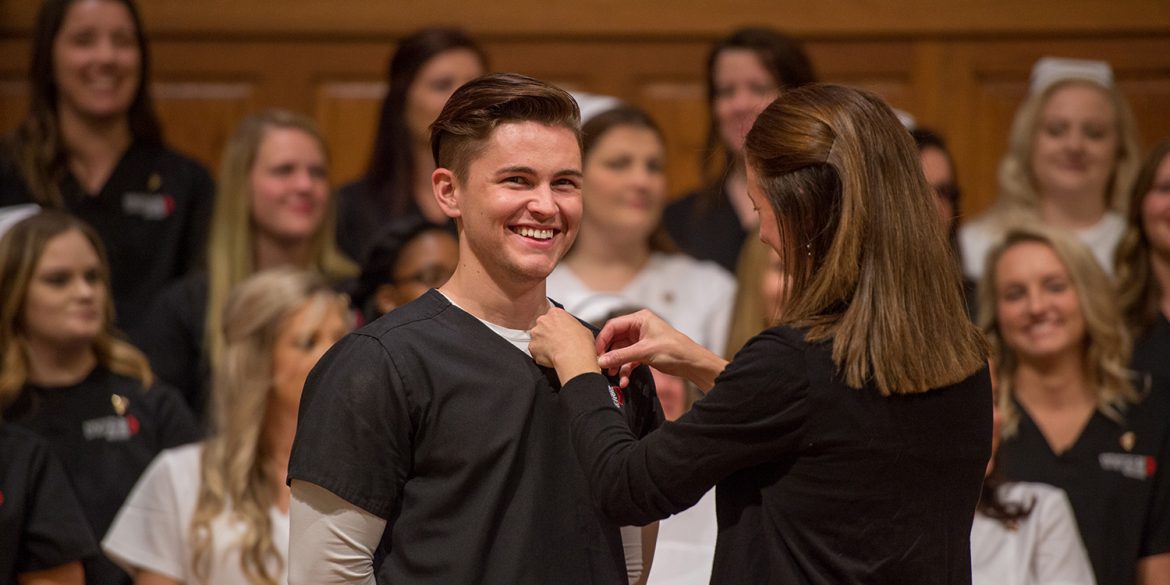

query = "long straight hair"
[
  {"left": 204, "top": 110, "right": 357, "bottom": 373},
  {"left": 744, "top": 84, "right": 987, "bottom": 395},
  {"left": 0, "top": 211, "right": 151, "bottom": 407},
  {"left": 4, "top": 0, "right": 162, "bottom": 208},
  {"left": 192, "top": 268, "right": 348, "bottom": 585}
]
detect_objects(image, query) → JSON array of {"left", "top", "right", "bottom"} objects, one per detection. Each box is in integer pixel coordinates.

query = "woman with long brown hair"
[
  {"left": 103, "top": 269, "right": 350, "bottom": 585},
  {"left": 531, "top": 84, "right": 991, "bottom": 583},
  {"left": 0, "top": 0, "right": 213, "bottom": 330},
  {"left": 0, "top": 211, "right": 199, "bottom": 585}
]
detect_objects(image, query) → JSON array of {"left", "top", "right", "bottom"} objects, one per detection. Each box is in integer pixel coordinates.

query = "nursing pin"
[
  {"left": 1120, "top": 431, "right": 1135, "bottom": 452},
  {"left": 148, "top": 173, "right": 162, "bottom": 192},
  {"left": 111, "top": 394, "right": 128, "bottom": 416}
]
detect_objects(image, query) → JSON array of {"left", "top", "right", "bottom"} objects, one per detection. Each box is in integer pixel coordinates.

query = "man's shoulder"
[{"left": 354, "top": 290, "right": 464, "bottom": 348}]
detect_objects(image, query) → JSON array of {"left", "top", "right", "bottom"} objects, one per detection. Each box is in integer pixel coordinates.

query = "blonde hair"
[
  {"left": 995, "top": 78, "right": 1141, "bottom": 218},
  {"left": 204, "top": 109, "right": 356, "bottom": 373},
  {"left": 743, "top": 84, "right": 987, "bottom": 395},
  {"left": 0, "top": 211, "right": 151, "bottom": 407},
  {"left": 724, "top": 231, "right": 774, "bottom": 360},
  {"left": 191, "top": 268, "right": 348, "bottom": 585},
  {"left": 977, "top": 224, "right": 1138, "bottom": 436},
  {"left": 1115, "top": 139, "right": 1170, "bottom": 335}
]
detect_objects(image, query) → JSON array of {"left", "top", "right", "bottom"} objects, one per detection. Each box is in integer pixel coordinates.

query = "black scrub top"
[
  {"left": 0, "top": 424, "right": 98, "bottom": 583},
  {"left": 663, "top": 182, "right": 748, "bottom": 274},
  {"left": 3, "top": 366, "right": 201, "bottom": 585},
  {"left": 997, "top": 394, "right": 1170, "bottom": 585},
  {"left": 289, "top": 290, "right": 662, "bottom": 585},
  {"left": 0, "top": 141, "right": 213, "bottom": 330}
]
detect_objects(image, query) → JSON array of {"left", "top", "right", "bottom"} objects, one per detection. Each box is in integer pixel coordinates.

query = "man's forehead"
[{"left": 477, "top": 121, "right": 582, "bottom": 171}]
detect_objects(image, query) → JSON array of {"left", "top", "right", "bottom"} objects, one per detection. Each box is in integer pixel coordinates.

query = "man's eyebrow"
[
  {"left": 495, "top": 165, "right": 537, "bottom": 175},
  {"left": 554, "top": 169, "right": 584, "bottom": 179}
]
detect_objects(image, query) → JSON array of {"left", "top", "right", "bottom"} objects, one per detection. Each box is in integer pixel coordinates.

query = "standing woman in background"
[
  {"left": 335, "top": 27, "right": 486, "bottom": 263},
  {"left": 104, "top": 269, "right": 350, "bottom": 585},
  {"left": 980, "top": 224, "right": 1170, "bottom": 585},
  {"left": 959, "top": 57, "right": 1142, "bottom": 279},
  {"left": 0, "top": 211, "right": 199, "bottom": 585},
  {"left": 662, "top": 27, "right": 815, "bottom": 273},
  {"left": 0, "top": 0, "right": 214, "bottom": 330},
  {"left": 1116, "top": 139, "right": 1170, "bottom": 398},
  {"left": 132, "top": 110, "right": 356, "bottom": 422}
]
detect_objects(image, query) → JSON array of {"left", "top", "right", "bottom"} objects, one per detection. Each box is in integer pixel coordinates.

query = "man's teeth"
[{"left": 517, "top": 227, "right": 553, "bottom": 240}]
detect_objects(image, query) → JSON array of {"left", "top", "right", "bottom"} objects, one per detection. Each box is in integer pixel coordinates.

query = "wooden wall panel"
[{"left": 314, "top": 81, "right": 386, "bottom": 186}]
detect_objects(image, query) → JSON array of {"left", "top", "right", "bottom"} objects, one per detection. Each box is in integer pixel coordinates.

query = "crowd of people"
[{"left": 0, "top": 0, "right": 1168, "bottom": 584}]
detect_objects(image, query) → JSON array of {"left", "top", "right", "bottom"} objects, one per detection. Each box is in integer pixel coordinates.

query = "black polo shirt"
[
  {"left": 0, "top": 424, "right": 98, "bottom": 582},
  {"left": 289, "top": 290, "right": 662, "bottom": 585},
  {"left": 997, "top": 395, "right": 1170, "bottom": 585},
  {"left": 0, "top": 142, "right": 213, "bottom": 330}
]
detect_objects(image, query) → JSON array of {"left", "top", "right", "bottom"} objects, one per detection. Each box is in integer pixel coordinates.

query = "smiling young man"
[{"left": 286, "top": 73, "right": 661, "bottom": 585}]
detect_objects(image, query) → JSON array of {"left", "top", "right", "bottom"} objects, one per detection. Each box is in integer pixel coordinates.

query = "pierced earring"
[{"left": 806, "top": 242, "right": 813, "bottom": 257}]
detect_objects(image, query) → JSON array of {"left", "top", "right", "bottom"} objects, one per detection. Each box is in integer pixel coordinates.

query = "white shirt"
[
  {"left": 971, "top": 482, "right": 1096, "bottom": 585},
  {"left": 547, "top": 253, "right": 736, "bottom": 355},
  {"left": 103, "top": 443, "right": 290, "bottom": 585},
  {"left": 958, "top": 211, "right": 1125, "bottom": 281}
]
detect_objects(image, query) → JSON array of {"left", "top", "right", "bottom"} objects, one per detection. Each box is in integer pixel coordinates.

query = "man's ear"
[{"left": 433, "top": 168, "right": 461, "bottom": 219}]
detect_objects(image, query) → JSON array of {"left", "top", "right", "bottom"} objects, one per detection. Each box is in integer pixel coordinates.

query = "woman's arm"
[{"left": 17, "top": 562, "right": 84, "bottom": 585}]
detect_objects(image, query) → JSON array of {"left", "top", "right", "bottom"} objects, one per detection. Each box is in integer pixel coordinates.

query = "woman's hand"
[
  {"left": 530, "top": 308, "right": 602, "bottom": 384},
  {"left": 596, "top": 310, "right": 728, "bottom": 391}
]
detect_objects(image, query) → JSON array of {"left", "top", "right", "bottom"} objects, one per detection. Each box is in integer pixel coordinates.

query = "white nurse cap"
[{"left": 1029, "top": 57, "right": 1114, "bottom": 94}]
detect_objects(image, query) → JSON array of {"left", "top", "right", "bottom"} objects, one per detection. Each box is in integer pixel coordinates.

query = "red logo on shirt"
[
  {"left": 0, "top": 490, "right": 5, "bottom": 507},
  {"left": 1148, "top": 456, "right": 1158, "bottom": 477},
  {"left": 608, "top": 384, "right": 625, "bottom": 408}
]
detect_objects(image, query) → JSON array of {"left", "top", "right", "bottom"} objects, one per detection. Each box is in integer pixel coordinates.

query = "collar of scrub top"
[{"left": 1029, "top": 57, "right": 1114, "bottom": 94}]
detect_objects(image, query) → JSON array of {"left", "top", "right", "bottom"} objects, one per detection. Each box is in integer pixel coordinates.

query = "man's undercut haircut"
[{"left": 430, "top": 72, "right": 582, "bottom": 181}]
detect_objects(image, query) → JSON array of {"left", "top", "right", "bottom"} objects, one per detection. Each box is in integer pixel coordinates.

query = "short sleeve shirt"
[{"left": 288, "top": 289, "right": 662, "bottom": 585}]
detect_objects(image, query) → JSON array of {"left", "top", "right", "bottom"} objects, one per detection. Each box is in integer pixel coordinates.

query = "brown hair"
[
  {"left": 744, "top": 83, "right": 987, "bottom": 395},
  {"left": 978, "top": 224, "right": 1138, "bottom": 436},
  {"left": 578, "top": 105, "right": 676, "bottom": 254},
  {"left": 0, "top": 211, "right": 152, "bottom": 407},
  {"left": 3, "top": 0, "right": 162, "bottom": 208},
  {"left": 1116, "top": 138, "right": 1170, "bottom": 336},
  {"left": 430, "top": 72, "right": 581, "bottom": 181}
]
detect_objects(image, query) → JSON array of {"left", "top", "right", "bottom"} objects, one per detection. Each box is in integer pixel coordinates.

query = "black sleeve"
[
  {"left": 288, "top": 333, "right": 413, "bottom": 519},
  {"left": 130, "top": 278, "right": 205, "bottom": 414},
  {"left": 560, "top": 330, "right": 810, "bottom": 526},
  {"left": 1141, "top": 391, "right": 1170, "bottom": 558},
  {"left": 17, "top": 438, "right": 100, "bottom": 573},
  {"left": 144, "top": 381, "right": 203, "bottom": 446}
]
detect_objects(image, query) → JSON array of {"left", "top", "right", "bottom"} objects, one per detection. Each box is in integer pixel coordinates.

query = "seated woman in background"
[
  {"left": 724, "top": 232, "right": 788, "bottom": 359},
  {"left": 0, "top": 423, "right": 97, "bottom": 585},
  {"left": 960, "top": 57, "right": 1142, "bottom": 279},
  {"left": 1117, "top": 139, "right": 1170, "bottom": 395},
  {"left": 547, "top": 104, "right": 736, "bottom": 363},
  {"left": 0, "top": 211, "right": 199, "bottom": 585},
  {"left": 336, "top": 27, "right": 487, "bottom": 263},
  {"left": 132, "top": 110, "right": 356, "bottom": 421},
  {"left": 0, "top": 0, "right": 214, "bottom": 331},
  {"left": 971, "top": 365, "right": 1095, "bottom": 585},
  {"left": 979, "top": 224, "right": 1170, "bottom": 585},
  {"left": 663, "top": 27, "right": 816, "bottom": 273},
  {"left": 910, "top": 127, "right": 977, "bottom": 315},
  {"left": 104, "top": 269, "right": 351, "bottom": 585},
  {"left": 349, "top": 216, "right": 458, "bottom": 325}
]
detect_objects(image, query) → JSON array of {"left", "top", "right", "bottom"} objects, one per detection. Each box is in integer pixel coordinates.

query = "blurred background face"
[
  {"left": 1142, "top": 153, "right": 1170, "bottom": 257},
  {"left": 1030, "top": 82, "right": 1119, "bottom": 200},
  {"left": 249, "top": 127, "right": 330, "bottom": 244},
  {"left": 376, "top": 229, "right": 459, "bottom": 314},
  {"left": 52, "top": 0, "right": 141, "bottom": 121},
  {"left": 994, "top": 241, "right": 1086, "bottom": 363},
  {"left": 270, "top": 296, "right": 348, "bottom": 411},
  {"left": 919, "top": 146, "right": 957, "bottom": 228},
  {"left": 22, "top": 229, "right": 106, "bottom": 349},
  {"left": 405, "top": 48, "right": 484, "bottom": 147},
  {"left": 582, "top": 124, "right": 667, "bottom": 241},
  {"left": 713, "top": 49, "right": 779, "bottom": 157}
]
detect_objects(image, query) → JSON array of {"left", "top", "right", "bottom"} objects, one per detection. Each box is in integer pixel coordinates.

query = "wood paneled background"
[{"left": 2, "top": 0, "right": 1168, "bottom": 216}]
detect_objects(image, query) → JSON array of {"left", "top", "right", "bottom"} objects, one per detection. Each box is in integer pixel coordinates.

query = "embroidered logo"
[
  {"left": 82, "top": 414, "right": 140, "bottom": 442},
  {"left": 122, "top": 192, "right": 175, "bottom": 220},
  {"left": 608, "top": 384, "right": 625, "bottom": 409},
  {"left": 1099, "top": 452, "right": 1156, "bottom": 480}
]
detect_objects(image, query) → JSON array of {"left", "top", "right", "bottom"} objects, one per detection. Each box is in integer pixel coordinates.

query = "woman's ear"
[{"left": 433, "top": 168, "right": 461, "bottom": 220}]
